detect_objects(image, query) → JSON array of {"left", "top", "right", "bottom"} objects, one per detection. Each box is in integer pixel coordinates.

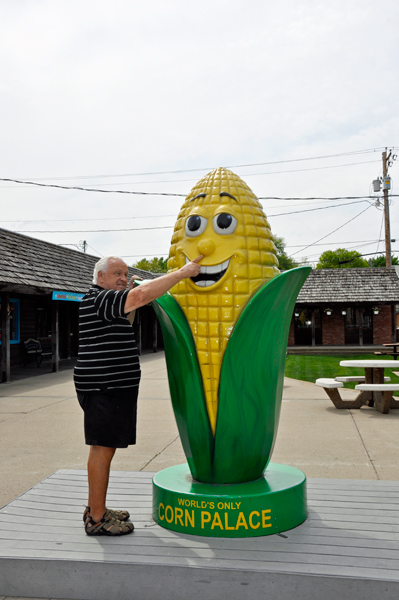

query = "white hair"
[{"left": 93, "top": 256, "right": 125, "bottom": 284}]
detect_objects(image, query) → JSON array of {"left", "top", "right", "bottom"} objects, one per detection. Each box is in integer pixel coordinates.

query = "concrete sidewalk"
[
  {"left": 1, "top": 350, "right": 398, "bottom": 511},
  {"left": 0, "top": 352, "right": 398, "bottom": 600}
]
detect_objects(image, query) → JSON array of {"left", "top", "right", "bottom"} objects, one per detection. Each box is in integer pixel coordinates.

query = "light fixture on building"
[
  {"left": 324, "top": 308, "right": 333, "bottom": 316},
  {"left": 294, "top": 308, "right": 299, "bottom": 317},
  {"left": 305, "top": 320, "right": 312, "bottom": 326},
  {"left": 372, "top": 306, "right": 380, "bottom": 315},
  {"left": 341, "top": 309, "right": 347, "bottom": 316}
]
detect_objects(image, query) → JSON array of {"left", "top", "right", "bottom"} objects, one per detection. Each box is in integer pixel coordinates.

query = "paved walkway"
[{"left": 0, "top": 351, "right": 398, "bottom": 600}]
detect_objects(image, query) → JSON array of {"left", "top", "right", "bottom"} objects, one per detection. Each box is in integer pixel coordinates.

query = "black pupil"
[
  {"left": 187, "top": 215, "right": 202, "bottom": 231},
  {"left": 217, "top": 213, "right": 233, "bottom": 229}
]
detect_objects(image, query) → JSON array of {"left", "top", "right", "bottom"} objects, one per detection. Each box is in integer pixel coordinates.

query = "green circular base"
[{"left": 152, "top": 462, "right": 307, "bottom": 538}]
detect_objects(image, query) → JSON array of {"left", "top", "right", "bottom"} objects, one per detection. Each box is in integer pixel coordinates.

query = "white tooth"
[{"left": 201, "top": 258, "right": 230, "bottom": 274}]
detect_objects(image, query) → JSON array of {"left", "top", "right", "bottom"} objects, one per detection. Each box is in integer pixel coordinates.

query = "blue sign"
[{"left": 52, "top": 291, "right": 84, "bottom": 302}]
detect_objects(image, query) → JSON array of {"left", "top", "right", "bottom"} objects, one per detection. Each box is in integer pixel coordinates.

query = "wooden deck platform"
[{"left": 0, "top": 469, "right": 399, "bottom": 600}]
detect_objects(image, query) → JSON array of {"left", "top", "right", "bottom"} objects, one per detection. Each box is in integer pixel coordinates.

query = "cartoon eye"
[
  {"left": 213, "top": 213, "right": 237, "bottom": 235},
  {"left": 185, "top": 215, "right": 208, "bottom": 237}
]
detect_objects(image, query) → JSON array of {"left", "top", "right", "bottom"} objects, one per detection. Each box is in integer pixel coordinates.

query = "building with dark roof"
[
  {"left": 0, "top": 228, "right": 157, "bottom": 382},
  {"left": 288, "top": 267, "right": 399, "bottom": 348}
]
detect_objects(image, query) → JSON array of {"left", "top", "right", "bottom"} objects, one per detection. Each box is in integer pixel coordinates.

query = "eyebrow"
[
  {"left": 220, "top": 192, "right": 238, "bottom": 202},
  {"left": 190, "top": 193, "right": 207, "bottom": 202}
]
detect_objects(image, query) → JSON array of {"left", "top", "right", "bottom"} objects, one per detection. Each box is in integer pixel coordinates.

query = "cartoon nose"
[{"left": 197, "top": 239, "right": 215, "bottom": 256}]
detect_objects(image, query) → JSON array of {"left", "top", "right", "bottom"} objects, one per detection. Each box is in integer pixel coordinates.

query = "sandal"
[
  {"left": 85, "top": 509, "right": 134, "bottom": 536},
  {"left": 83, "top": 506, "right": 130, "bottom": 523}
]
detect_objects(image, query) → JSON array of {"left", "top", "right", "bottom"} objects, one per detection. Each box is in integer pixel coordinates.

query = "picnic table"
[
  {"left": 374, "top": 342, "right": 399, "bottom": 360},
  {"left": 316, "top": 359, "right": 399, "bottom": 413},
  {"left": 339, "top": 359, "right": 399, "bottom": 413}
]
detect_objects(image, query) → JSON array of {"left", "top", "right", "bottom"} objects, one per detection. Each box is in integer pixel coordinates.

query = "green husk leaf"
[
  {"left": 212, "top": 267, "right": 311, "bottom": 484},
  {"left": 151, "top": 293, "right": 214, "bottom": 481}
]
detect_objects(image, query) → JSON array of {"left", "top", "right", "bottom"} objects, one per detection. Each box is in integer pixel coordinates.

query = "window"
[
  {"left": 345, "top": 307, "right": 373, "bottom": 345},
  {"left": 294, "top": 308, "right": 322, "bottom": 346},
  {"left": 0, "top": 298, "right": 20, "bottom": 344}
]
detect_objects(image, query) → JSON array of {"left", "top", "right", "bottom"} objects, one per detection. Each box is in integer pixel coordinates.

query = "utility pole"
[{"left": 382, "top": 149, "right": 392, "bottom": 267}]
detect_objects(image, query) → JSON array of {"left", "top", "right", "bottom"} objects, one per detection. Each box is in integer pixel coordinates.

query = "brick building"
[
  {"left": 0, "top": 228, "right": 159, "bottom": 382},
  {"left": 288, "top": 267, "right": 399, "bottom": 349}
]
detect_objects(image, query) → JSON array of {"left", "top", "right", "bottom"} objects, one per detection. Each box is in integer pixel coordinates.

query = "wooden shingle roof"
[
  {"left": 0, "top": 228, "right": 156, "bottom": 295},
  {"left": 297, "top": 267, "right": 399, "bottom": 304}
]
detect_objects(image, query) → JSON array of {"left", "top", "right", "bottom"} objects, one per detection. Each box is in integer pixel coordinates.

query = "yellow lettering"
[
  {"left": 262, "top": 510, "right": 272, "bottom": 528},
  {"left": 225, "top": 502, "right": 231, "bottom": 510},
  {"left": 159, "top": 503, "right": 165, "bottom": 521},
  {"left": 191, "top": 500, "right": 196, "bottom": 507},
  {"left": 201, "top": 511, "right": 211, "bottom": 529},
  {"left": 211, "top": 511, "right": 224, "bottom": 530},
  {"left": 165, "top": 505, "right": 174, "bottom": 523},
  {"left": 224, "top": 512, "right": 235, "bottom": 530},
  {"left": 185, "top": 509, "right": 195, "bottom": 528},
  {"left": 209, "top": 502, "right": 215, "bottom": 509},
  {"left": 236, "top": 502, "right": 241, "bottom": 509},
  {"left": 175, "top": 507, "right": 184, "bottom": 526},
  {"left": 217, "top": 502, "right": 224, "bottom": 510},
  {"left": 249, "top": 511, "right": 260, "bottom": 529},
  {"left": 236, "top": 512, "right": 248, "bottom": 530},
  {"left": 177, "top": 498, "right": 185, "bottom": 506}
]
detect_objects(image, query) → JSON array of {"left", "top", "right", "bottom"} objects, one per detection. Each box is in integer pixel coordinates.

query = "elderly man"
[{"left": 74, "top": 255, "right": 202, "bottom": 536}]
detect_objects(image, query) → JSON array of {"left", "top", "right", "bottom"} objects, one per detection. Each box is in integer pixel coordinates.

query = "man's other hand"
[{"left": 129, "top": 276, "right": 143, "bottom": 290}]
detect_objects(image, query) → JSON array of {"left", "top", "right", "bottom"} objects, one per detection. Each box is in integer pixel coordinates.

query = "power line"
[
  {"left": 5, "top": 147, "right": 386, "bottom": 180},
  {"left": 0, "top": 178, "right": 186, "bottom": 197},
  {"left": 1, "top": 176, "right": 396, "bottom": 203},
  {"left": 268, "top": 199, "right": 368, "bottom": 218},
  {"left": 286, "top": 239, "right": 382, "bottom": 248},
  {"left": 290, "top": 204, "right": 374, "bottom": 258},
  {"left": 1, "top": 214, "right": 177, "bottom": 224},
  {"left": 2, "top": 200, "right": 367, "bottom": 227},
  {"left": 15, "top": 226, "right": 174, "bottom": 234},
  {"left": 12, "top": 199, "right": 373, "bottom": 234},
  {"left": 0, "top": 158, "right": 381, "bottom": 188}
]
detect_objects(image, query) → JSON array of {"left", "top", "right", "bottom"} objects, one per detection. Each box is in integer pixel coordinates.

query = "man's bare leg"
[{"left": 87, "top": 445, "right": 116, "bottom": 522}]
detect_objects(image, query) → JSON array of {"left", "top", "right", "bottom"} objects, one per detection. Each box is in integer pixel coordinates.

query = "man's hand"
[
  {"left": 179, "top": 255, "right": 203, "bottom": 278},
  {"left": 129, "top": 276, "right": 143, "bottom": 290}
]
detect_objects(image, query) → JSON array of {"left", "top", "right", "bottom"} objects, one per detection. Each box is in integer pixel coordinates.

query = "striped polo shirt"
[{"left": 74, "top": 285, "right": 141, "bottom": 393}]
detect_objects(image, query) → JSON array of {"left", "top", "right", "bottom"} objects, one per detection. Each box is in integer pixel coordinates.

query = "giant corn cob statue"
[
  {"left": 167, "top": 167, "right": 280, "bottom": 433},
  {"left": 152, "top": 168, "right": 310, "bottom": 484}
]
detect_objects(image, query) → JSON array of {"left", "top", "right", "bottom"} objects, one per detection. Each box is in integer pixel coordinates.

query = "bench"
[
  {"left": 335, "top": 376, "right": 391, "bottom": 383},
  {"left": 22, "top": 339, "right": 52, "bottom": 367},
  {"left": 355, "top": 383, "right": 399, "bottom": 414},
  {"left": 374, "top": 351, "right": 399, "bottom": 359},
  {"left": 315, "top": 378, "right": 364, "bottom": 409}
]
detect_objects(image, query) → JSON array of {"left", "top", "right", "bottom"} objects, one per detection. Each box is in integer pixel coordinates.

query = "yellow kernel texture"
[{"left": 167, "top": 167, "right": 280, "bottom": 433}]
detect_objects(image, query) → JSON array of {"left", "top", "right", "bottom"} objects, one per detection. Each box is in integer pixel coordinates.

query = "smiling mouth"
[{"left": 186, "top": 257, "right": 230, "bottom": 287}]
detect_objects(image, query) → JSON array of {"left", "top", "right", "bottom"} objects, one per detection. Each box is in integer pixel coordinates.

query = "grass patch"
[{"left": 285, "top": 354, "right": 399, "bottom": 395}]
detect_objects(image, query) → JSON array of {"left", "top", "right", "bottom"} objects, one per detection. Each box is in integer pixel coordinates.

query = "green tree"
[
  {"left": 133, "top": 256, "right": 168, "bottom": 273},
  {"left": 316, "top": 248, "right": 369, "bottom": 269},
  {"left": 370, "top": 254, "right": 399, "bottom": 267},
  {"left": 273, "top": 236, "right": 299, "bottom": 271}
]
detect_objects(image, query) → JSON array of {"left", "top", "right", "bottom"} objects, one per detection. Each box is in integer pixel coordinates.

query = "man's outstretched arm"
[{"left": 124, "top": 256, "right": 203, "bottom": 313}]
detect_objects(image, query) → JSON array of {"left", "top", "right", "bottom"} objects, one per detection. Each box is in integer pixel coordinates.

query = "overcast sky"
[{"left": 1, "top": 0, "right": 398, "bottom": 268}]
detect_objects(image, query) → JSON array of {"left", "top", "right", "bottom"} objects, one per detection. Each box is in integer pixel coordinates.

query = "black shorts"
[{"left": 77, "top": 388, "right": 139, "bottom": 448}]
